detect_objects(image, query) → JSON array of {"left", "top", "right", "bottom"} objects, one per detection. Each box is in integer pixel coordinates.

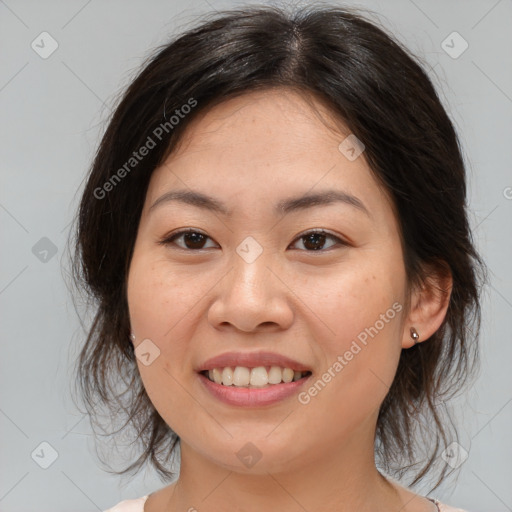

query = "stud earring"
[
  {"left": 130, "top": 332, "right": 136, "bottom": 341},
  {"left": 410, "top": 327, "right": 420, "bottom": 345}
]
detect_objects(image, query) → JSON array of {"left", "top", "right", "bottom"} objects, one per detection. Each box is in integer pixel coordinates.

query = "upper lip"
[{"left": 196, "top": 351, "right": 312, "bottom": 372}]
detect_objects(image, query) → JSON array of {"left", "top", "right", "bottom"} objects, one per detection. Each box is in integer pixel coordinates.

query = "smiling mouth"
[{"left": 200, "top": 366, "right": 312, "bottom": 388}]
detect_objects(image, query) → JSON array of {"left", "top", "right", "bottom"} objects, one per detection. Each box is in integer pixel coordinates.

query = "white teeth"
[
  {"left": 204, "top": 366, "right": 309, "bottom": 386},
  {"left": 268, "top": 366, "right": 283, "bottom": 384},
  {"left": 221, "top": 367, "right": 234, "bottom": 386},
  {"left": 249, "top": 366, "right": 268, "bottom": 387},
  {"left": 233, "top": 367, "right": 250, "bottom": 386},
  {"left": 282, "top": 368, "right": 294, "bottom": 383},
  {"left": 212, "top": 368, "right": 223, "bottom": 384}
]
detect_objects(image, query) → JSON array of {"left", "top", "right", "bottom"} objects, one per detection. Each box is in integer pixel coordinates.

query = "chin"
[{"left": 196, "top": 437, "right": 309, "bottom": 475}]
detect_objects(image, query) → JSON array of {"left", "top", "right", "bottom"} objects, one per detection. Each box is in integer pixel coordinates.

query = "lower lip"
[{"left": 197, "top": 372, "right": 312, "bottom": 407}]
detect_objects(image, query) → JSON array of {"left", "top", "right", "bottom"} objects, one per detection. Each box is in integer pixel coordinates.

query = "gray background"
[{"left": 1, "top": 0, "right": 511, "bottom": 511}]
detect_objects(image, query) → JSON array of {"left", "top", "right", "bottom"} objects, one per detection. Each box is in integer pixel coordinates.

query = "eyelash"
[{"left": 158, "top": 228, "right": 348, "bottom": 253}]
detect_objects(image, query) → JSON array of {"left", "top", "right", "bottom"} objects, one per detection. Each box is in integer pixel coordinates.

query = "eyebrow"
[{"left": 149, "top": 189, "right": 371, "bottom": 218}]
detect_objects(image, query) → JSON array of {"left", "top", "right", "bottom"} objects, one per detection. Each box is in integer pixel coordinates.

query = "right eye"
[{"left": 158, "top": 229, "right": 219, "bottom": 251}]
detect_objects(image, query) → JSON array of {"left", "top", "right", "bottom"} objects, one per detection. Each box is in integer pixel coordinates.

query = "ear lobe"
[{"left": 402, "top": 263, "right": 453, "bottom": 349}]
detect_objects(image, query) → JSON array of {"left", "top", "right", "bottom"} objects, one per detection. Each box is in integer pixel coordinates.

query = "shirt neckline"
[
  {"left": 142, "top": 493, "right": 441, "bottom": 511},
  {"left": 426, "top": 496, "right": 441, "bottom": 511}
]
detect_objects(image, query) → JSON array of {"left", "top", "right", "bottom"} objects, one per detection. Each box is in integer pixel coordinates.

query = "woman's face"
[{"left": 127, "top": 88, "right": 410, "bottom": 474}]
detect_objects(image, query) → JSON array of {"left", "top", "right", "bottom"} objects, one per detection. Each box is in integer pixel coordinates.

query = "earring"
[
  {"left": 410, "top": 327, "right": 420, "bottom": 345},
  {"left": 130, "top": 332, "right": 136, "bottom": 341}
]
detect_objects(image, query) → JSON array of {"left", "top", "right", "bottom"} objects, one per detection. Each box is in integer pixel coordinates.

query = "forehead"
[
  {"left": 143, "top": 88, "right": 394, "bottom": 225},
  {"left": 171, "top": 87, "right": 346, "bottom": 161}
]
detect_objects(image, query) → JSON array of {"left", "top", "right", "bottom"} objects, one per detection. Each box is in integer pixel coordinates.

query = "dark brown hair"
[{"left": 68, "top": 3, "right": 487, "bottom": 491}]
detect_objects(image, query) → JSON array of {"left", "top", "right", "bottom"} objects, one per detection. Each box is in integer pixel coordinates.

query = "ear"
[{"left": 402, "top": 262, "right": 453, "bottom": 349}]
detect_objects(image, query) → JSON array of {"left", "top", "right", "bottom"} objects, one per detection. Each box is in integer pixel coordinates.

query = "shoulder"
[
  {"left": 437, "top": 500, "right": 470, "bottom": 512},
  {"left": 104, "top": 495, "right": 149, "bottom": 512}
]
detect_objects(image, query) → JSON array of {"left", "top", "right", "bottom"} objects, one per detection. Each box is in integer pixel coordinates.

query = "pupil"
[
  {"left": 304, "top": 233, "right": 325, "bottom": 250},
  {"left": 185, "top": 232, "right": 205, "bottom": 249}
]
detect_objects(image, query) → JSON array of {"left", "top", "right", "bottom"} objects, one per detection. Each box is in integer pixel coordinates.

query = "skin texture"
[{"left": 126, "top": 88, "right": 452, "bottom": 512}]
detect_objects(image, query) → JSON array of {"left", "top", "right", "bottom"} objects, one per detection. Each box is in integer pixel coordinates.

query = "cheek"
[
  {"left": 127, "top": 252, "right": 206, "bottom": 342},
  {"left": 127, "top": 253, "right": 202, "bottom": 432},
  {"left": 302, "top": 254, "right": 405, "bottom": 408},
  {"left": 126, "top": 253, "right": 196, "bottom": 376},
  {"left": 307, "top": 255, "right": 404, "bottom": 351}
]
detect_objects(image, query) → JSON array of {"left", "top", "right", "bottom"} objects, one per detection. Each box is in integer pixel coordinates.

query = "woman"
[{"left": 71, "top": 4, "right": 486, "bottom": 512}]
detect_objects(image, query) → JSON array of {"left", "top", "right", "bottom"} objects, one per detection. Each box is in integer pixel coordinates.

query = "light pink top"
[{"left": 103, "top": 494, "right": 470, "bottom": 511}]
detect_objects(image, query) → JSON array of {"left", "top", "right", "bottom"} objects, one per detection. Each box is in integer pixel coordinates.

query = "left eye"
[
  {"left": 158, "top": 229, "right": 347, "bottom": 252},
  {"left": 291, "top": 230, "right": 346, "bottom": 251}
]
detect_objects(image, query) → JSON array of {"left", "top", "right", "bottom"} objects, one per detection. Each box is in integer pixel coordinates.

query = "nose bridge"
[{"left": 230, "top": 234, "right": 274, "bottom": 299}]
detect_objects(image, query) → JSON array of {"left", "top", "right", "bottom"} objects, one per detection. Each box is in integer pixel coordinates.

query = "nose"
[{"left": 207, "top": 251, "right": 294, "bottom": 333}]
